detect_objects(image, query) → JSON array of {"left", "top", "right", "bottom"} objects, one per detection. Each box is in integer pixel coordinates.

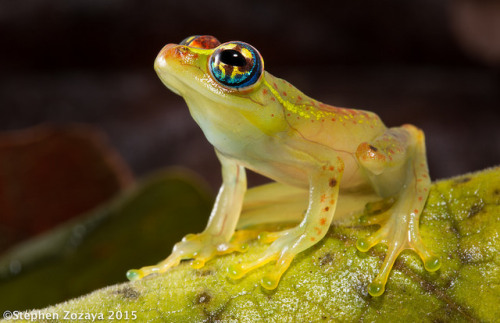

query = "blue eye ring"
[{"left": 209, "top": 41, "right": 263, "bottom": 89}]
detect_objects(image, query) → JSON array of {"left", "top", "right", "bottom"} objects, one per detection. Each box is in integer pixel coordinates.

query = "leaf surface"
[{"left": 2, "top": 167, "right": 499, "bottom": 322}]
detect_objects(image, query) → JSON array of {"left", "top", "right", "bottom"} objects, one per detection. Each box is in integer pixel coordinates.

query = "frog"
[{"left": 126, "top": 35, "right": 441, "bottom": 296}]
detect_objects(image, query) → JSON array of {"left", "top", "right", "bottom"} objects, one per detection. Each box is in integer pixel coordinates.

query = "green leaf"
[
  {"left": 3, "top": 167, "right": 499, "bottom": 322},
  {"left": 0, "top": 168, "right": 212, "bottom": 313}
]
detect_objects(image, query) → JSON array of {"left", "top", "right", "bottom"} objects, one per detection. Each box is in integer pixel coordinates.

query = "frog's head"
[
  {"left": 155, "top": 35, "right": 263, "bottom": 97},
  {"left": 155, "top": 34, "right": 268, "bottom": 108},
  {"left": 155, "top": 35, "right": 290, "bottom": 144}
]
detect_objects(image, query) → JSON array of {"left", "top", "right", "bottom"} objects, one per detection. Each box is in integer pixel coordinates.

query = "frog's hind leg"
[
  {"left": 239, "top": 181, "right": 380, "bottom": 228},
  {"left": 238, "top": 182, "right": 308, "bottom": 229},
  {"left": 358, "top": 197, "right": 396, "bottom": 226},
  {"left": 355, "top": 125, "right": 440, "bottom": 296}
]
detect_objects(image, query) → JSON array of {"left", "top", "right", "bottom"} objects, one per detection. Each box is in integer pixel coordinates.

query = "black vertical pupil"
[{"left": 219, "top": 49, "right": 247, "bottom": 66}]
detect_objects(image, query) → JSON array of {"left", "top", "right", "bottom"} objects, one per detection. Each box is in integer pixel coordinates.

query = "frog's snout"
[
  {"left": 156, "top": 44, "right": 176, "bottom": 64},
  {"left": 154, "top": 44, "right": 187, "bottom": 96},
  {"left": 155, "top": 44, "right": 178, "bottom": 71},
  {"left": 155, "top": 43, "right": 193, "bottom": 68}
]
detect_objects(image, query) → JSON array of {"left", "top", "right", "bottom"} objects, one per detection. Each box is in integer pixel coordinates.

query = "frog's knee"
[{"left": 356, "top": 142, "right": 387, "bottom": 175}]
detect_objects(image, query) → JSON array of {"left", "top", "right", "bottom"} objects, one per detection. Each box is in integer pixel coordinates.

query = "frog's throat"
[{"left": 262, "top": 78, "right": 337, "bottom": 121}]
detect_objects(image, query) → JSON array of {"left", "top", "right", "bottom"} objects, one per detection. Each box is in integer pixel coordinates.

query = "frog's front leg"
[
  {"left": 228, "top": 157, "right": 344, "bottom": 290},
  {"left": 355, "top": 124, "right": 441, "bottom": 296},
  {"left": 127, "top": 151, "right": 247, "bottom": 280}
]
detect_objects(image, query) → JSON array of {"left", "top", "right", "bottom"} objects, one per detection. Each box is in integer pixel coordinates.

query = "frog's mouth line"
[
  {"left": 154, "top": 48, "right": 185, "bottom": 96},
  {"left": 155, "top": 58, "right": 214, "bottom": 99},
  {"left": 155, "top": 64, "right": 225, "bottom": 106},
  {"left": 154, "top": 65, "right": 183, "bottom": 96}
]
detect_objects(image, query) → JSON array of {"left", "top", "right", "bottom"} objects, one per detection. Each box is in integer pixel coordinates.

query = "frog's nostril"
[{"left": 174, "top": 46, "right": 189, "bottom": 56}]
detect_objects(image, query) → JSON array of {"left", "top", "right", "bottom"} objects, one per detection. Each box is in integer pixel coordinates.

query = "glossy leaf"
[
  {"left": 0, "top": 169, "right": 212, "bottom": 313},
  {"left": 5, "top": 167, "right": 500, "bottom": 322}
]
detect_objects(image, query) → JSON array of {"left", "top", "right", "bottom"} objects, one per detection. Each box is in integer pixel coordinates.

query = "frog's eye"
[
  {"left": 180, "top": 35, "right": 221, "bottom": 49},
  {"left": 209, "top": 41, "right": 263, "bottom": 89}
]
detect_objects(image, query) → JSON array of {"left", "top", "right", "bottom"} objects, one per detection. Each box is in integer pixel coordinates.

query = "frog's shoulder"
[{"left": 261, "top": 72, "right": 382, "bottom": 127}]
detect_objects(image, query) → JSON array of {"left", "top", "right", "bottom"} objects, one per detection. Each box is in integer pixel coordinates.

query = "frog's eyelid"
[
  {"left": 179, "top": 35, "right": 198, "bottom": 46},
  {"left": 180, "top": 35, "right": 221, "bottom": 49}
]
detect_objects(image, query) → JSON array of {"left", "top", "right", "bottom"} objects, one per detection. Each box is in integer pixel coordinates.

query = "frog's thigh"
[
  {"left": 355, "top": 125, "right": 440, "bottom": 296},
  {"left": 239, "top": 182, "right": 380, "bottom": 228},
  {"left": 238, "top": 182, "right": 308, "bottom": 229}
]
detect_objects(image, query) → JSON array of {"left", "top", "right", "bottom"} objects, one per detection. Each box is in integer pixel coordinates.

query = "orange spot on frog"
[{"left": 329, "top": 178, "right": 337, "bottom": 187}]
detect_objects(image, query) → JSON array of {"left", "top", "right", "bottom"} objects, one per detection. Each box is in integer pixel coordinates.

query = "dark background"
[{"left": 1, "top": 0, "right": 499, "bottom": 188}]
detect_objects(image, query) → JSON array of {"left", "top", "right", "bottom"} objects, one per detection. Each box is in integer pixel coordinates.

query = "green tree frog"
[{"left": 127, "top": 35, "right": 441, "bottom": 296}]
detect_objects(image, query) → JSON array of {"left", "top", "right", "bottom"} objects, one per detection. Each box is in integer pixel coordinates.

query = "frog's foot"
[
  {"left": 257, "top": 228, "right": 293, "bottom": 244},
  {"left": 359, "top": 209, "right": 391, "bottom": 226},
  {"left": 356, "top": 197, "right": 396, "bottom": 226},
  {"left": 127, "top": 231, "right": 254, "bottom": 281},
  {"left": 228, "top": 228, "right": 307, "bottom": 290},
  {"left": 356, "top": 208, "right": 441, "bottom": 297}
]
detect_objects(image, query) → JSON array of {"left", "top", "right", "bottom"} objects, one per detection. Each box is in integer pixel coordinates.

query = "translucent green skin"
[{"left": 127, "top": 38, "right": 440, "bottom": 297}]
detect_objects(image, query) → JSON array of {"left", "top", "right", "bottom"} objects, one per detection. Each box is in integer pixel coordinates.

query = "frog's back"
[{"left": 261, "top": 73, "right": 387, "bottom": 152}]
